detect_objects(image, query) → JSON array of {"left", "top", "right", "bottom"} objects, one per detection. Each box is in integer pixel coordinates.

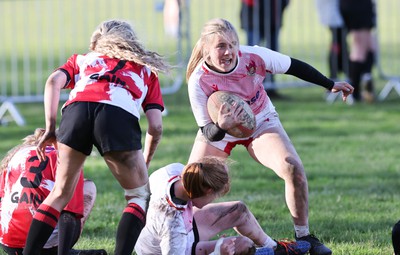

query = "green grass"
[
  {"left": 1, "top": 0, "right": 400, "bottom": 254},
  {"left": 1, "top": 82, "right": 400, "bottom": 254}
]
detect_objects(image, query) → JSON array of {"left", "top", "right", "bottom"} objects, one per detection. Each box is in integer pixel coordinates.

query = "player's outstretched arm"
[
  {"left": 143, "top": 108, "right": 163, "bottom": 169},
  {"left": 37, "top": 70, "right": 66, "bottom": 161}
]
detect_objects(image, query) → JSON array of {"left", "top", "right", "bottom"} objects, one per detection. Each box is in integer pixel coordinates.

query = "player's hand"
[
  {"left": 36, "top": 130, "right": 57, "bottom": 161},
  {"left": 331, "top": 81, "right": 354, "bottom": 102},
  {"left": 219, "top": 237, "right": 236, "bottom": 255},
  {"left": 232, "top": 236, "right": 255, "bottom": 255},
  {"left": 217, "top": 102, "right": 245, "bottom": 130}
]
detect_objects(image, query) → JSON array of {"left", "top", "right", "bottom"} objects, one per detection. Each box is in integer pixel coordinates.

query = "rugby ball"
[{"left": 207, "top": 91, "right": 256, "bottom": 138}]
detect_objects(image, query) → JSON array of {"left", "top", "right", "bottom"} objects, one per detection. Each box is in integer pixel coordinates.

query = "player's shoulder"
[
  {"left": 150, "top": 163, "right": 184, "bottom": 179},
  {"left": 187, "top": 68, "right": 205, "bottom": 96},
  {"left": 240, "top": 45, "right": 277, "bottom": 56},
  {"left": 240, "top": 44, "right": 264, "bottom": 53},
  {"left": 188, "top": 63, "right": 205, "bottom": 82},
  {"left": 164, "top": 163, "right": 185, "bottom": 176},
  {"left": 9, "top": 146, "right": 36, "bottom": 165},
  {"left": 238, "top": 45, "right": 271, "bottom": 64}
]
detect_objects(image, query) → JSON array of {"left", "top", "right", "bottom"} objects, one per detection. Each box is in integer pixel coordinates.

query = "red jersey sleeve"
[
  {"left": 142, "top": 72, "right": 164, "bottom": 112},
  {"left": 57, "top": 54, "right": 79, "bottom": 89}
]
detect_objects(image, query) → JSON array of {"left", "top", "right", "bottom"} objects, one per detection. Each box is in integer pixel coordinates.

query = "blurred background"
[{"left": 1, "top": 0, "right": 399, "bottom": 125}]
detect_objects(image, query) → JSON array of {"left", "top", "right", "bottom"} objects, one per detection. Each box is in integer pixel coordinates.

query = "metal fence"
[{"left": 1, "top": 0, "right": 399, "bottom": 125}]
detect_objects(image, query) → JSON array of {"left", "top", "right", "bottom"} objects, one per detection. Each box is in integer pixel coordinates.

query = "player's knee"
[
  {"left": 83, "top": 179, "right": 97, "bottom": 218},
  {"left": 83, "top": 179, "right": 97, "bottom": 199},
  {"left": 282, "top": 156, "right": 305, "bottom": 181},
  {"left": 124, "top": 183, "right": 150, "bottom": 212},
  {"left": 234, "top": 201, "right": 248, "bottom": 213},
  {"left": 227, "top": 201, "right": 250, "bottom": 221}
]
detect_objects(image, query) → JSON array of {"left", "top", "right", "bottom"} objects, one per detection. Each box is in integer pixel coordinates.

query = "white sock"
[
  {"left": 262, "top": 237, "right": 277, "bottom": 248},
  {"left": 294, "top": 225, "right": 310, "bottom": 238}
]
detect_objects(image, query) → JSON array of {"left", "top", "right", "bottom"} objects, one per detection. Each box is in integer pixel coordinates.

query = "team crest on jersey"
[
  {"left": 211, "top": 84, "right": 219, "bottom": 91},
  {"left": 246, "top": 60, "right": 257, "bottom": 76}
]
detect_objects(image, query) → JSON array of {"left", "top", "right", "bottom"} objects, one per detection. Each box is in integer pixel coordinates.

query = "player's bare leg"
[
  {"left": 248, "top": 125, "right": 308, "bottom": 228},
  {"left": 194, "top": 201, "right": 269, "bottom": 244},
  {"left": 187, "top": 131, "right": 229, "bottom": 163},
  {"left": 103, "top": 150, "right": 148, "bottom": 190},
  {"left": 103, "top": 150, "right": 149, "bottom": 255},
  {"left": 193, "top": 201, "right": 268, "bottom": 254},
  {"left": 348, "top": 29, "right": 376, "bottom": 102},
  {"left": 194, "top": 201, "right": 311, "bottom": 255},
  {"left": 248, "top": 124, "right": 332, "bottom": 255},
  {"left": 46, "top": 144, "right": 87, "bottom": 210},
  {"left": 23, "top": 144, "right": 86, "bottom": 255},
  {"left": 81, "top": 179, "right": 97, "bottom": 229}
]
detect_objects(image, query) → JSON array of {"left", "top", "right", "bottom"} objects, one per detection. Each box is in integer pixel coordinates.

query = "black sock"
[
  {"left": 23, "top": 205, "right": 60, "bottom": 255},
  {"left": 23, "top": 220, "right": 57, "bottom": 255},
  {"left": 364, "top": 51, "right": 375, "bottom": 73},
  {"left": 58, "top": 211, "right": 81, "bottom": 255},
  {"left": 349, "top": 60, "right": 364, "bottom": 100},
  {"left": 393, "top": 220, "right": 400, "bottom": 255},
  {"left": 114, "top": 203, "right": 146, "bottom": 255},
  {"left": 363, "top": 51, "right": 375, "bottom": 92}
]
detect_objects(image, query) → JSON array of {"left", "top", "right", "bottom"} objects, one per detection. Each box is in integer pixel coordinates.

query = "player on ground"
[
  {"left": 186, "top": 18, "right": 354, "bottom": 255},
  {"left": 0, "top": 128, "right": 106, "bottom": 255},
  {"left": 135, "top": 156, "right": 311, "bottom": 255},
  {"left": 22, "top": 19, "right": 171, "bottom": 255}
]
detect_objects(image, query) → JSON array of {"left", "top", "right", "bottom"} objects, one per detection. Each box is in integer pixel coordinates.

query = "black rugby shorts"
[
  {"left": 58, "top": 102, "right": 142, "bottom": 156},
  {"left": 340, "top": 0, "right": 376, "bottom": 30}
]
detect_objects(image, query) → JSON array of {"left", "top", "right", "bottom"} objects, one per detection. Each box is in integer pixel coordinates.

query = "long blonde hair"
[
  {"left": 1, "top": 128, "right": 45, "bottom": 172},
  {"left": 182, "top": 156, "right": 230, "bottom": 199},
  {"left": 90, "top": 19, "right": 171, "bottom": 75},
  {"left": 186, "top": 18, "right": 239, "bottom": 82}
]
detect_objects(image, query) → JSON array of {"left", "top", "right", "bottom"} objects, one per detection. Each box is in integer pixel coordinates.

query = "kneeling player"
[
  {"left": 135, "top": 157, "right": 311, "bottom": 255},
  {"left": 0, "top": 128, "right": 106, "bottom": 255}
]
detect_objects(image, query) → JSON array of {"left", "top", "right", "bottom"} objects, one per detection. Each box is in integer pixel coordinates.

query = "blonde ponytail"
[
  {"left": 186, "top": 39, "right": 204, "bottom": 82},
  {"left": 90, "top": 19, "right": 172, "bottom": 75}
]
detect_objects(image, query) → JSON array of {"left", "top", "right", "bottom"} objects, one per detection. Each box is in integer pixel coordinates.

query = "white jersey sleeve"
[
  {"left": 188, "top": 71, "right": 212, "bottom": 127},
  {"left": 240, "top": 45, "right": 291, "bottom": 74}
]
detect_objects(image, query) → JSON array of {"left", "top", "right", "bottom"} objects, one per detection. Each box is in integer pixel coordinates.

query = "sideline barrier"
[{"left": 1, "top": 0, "right": 398, "bottom": 125}]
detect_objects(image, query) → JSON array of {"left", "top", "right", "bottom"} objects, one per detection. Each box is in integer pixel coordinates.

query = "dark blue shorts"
[{"left": 58, "top": 102, "right": 142, "bottom": 156}]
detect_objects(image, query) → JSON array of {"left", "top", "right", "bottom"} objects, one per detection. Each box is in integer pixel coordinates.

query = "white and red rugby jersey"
[
  {"left": 59, "top": 52, "right": 164, "bottom": 119},
  {"left": 0, "top": 146, "right": 84, "bottom": 248},
  {"left": 135, "top": 163, "right": 194, "bottom": 255},
  {"left": 188, "top": 45, "right": 291, "bottom": 127}
]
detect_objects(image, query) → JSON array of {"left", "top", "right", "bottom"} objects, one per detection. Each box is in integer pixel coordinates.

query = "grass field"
[
  {"left": 1, "top": 0, "right": 400, "bottom": 254},
  {"left": 1, "top": 83, "right": 399, "bottom": 254}
]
